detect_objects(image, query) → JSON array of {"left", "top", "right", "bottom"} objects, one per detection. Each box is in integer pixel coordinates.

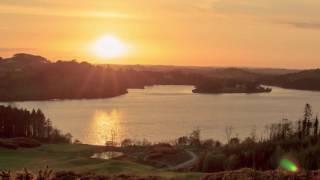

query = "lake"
[{"left": 2, "top": 85, "right": 320, "bottom": 145}]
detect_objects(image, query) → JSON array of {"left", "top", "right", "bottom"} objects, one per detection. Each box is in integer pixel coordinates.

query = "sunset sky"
[{"left": 1, "top": 0, "right": 320, "bottom": 68}]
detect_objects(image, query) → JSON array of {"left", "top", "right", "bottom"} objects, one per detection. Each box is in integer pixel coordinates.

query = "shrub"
[
  {"left": 202, "top": 153, "right": 227, "bottom": 172},
  {"left": 0, "top": 138, "right": 41, "bottom": 149},
  {"left": 121, "top": 139, "right": 133, "bottom": 147},
  {"left": 224, "top": 154, "right": 241, "bottom": 170},
  {"left": 11, "top": 137, "right": 41, "bottom": 148},
  {"left": 0, "top": 139, "right": 18, "bottom": 149},
  {"left": 202, "top": 139, "right": 215, "bottom": 149}
]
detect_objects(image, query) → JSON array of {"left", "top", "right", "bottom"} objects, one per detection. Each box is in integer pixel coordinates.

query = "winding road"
[{"left": 170, "top": 150, "right": 199, "bottom": 170}]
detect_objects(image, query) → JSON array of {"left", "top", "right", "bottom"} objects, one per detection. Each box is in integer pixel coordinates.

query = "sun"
[{"left": 91, "top": 35, "right": 127, "bottom": 59}]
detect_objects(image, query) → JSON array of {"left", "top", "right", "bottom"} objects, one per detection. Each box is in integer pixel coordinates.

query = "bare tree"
[
  {"left": 250, "top": 125, "right": 257, "bottom": 142},
  {"left": 303, "top": 103, "right": 313, "bottom": 137},
  {"left": 105, "top": 129, "right": 117, "bottom": 147},
  {"left": 225, "top": 126, "right": 233, "bottom": 142},
  {"left": 110, "top": 129, "right": 116, "bottom": 147}
]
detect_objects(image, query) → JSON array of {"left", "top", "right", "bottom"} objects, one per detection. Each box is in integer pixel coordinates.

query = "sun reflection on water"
[{"left": 87, "top": 110, "right": 122, "bottom": 145}]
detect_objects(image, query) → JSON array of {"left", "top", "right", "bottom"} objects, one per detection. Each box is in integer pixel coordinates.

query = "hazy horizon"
[{"left": 0, "top": 53, "right": 309, "bottom": 71}]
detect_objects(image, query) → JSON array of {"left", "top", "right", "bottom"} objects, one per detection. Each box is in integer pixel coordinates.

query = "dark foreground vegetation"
[
  {"left": 201, "top": 168, "right": 320, "bottom": 180},
  {"left": 0, "top": 105, "right": 72, "bottom": 148},
  {"left": 169, "top": 104, "right": 320, "bottom": 173},
  {"left": 0, "top": 138, "right": 41, "bottom": 149},
  {"left": 91, "top": 104, "right": 320, "bottom": 178},
  {"left": 3, "top": 168, "right": 320, "bottom": 180},
  {"left": 1, "top": 104, "right": 320, "bottom": 179},
  {"left": 0, "top": 167, "right": 162, "bottom": 180}
]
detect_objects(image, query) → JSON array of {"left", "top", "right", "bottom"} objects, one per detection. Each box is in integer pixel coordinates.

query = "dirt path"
[{"left": 170, "top": 150, "right": 199, "bottom": 170}]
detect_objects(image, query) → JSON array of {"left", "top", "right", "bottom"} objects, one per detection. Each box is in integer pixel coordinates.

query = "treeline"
[
  {"left": 0, "top": 105, "right": 71, "bottom": 143},
  {"left": 262, "top": 69, "right": 320, "bottom": 91},
  {"left": 2, "top": 53, "right": 320, "bottom": 101},
  {"left": 268, "top": 104, "right": 318, "bottom": 140},
  {"left": 170, "top": 104, "right": 320, "bottom": 172},
  {"left": 107, "top": 104, "right": 320, "bottom": 172},
  {"left": 0, "top": 53, "right": 265, "bottom": 101},
  {"left": 193, "top": 79, "right": 272, "bottom": 94}
]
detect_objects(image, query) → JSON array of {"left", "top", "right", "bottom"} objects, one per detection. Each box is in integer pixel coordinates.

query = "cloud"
[
  {"left": 282, "top": 21, "right": 320, "bottom": 30},
  {"left": 206, "top": 0, "right": 320, "bottom": 31},
  {"left": 274, "top": 18, "right": 320, "bottom": 30},
  {"left": 208, "top": 0, "right": 320, "bottom": 25},
  {"left": 0, "top": 48, "right": 35, "bottom": 52},
  {"left": 0, "top": 3, "right": 134, "bottom": 19}
]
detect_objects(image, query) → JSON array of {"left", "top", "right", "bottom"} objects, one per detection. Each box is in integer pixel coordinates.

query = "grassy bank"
[{"left": 0, "top": 144, "right": 201, "bottom": 179}]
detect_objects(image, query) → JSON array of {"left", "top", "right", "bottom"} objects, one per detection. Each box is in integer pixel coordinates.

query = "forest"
[
  {"left": 0, "top": 105, "right": 71, "bottom": 143},
  {"left": 262, "top": 69, "right": 320, "bottom": 91}
]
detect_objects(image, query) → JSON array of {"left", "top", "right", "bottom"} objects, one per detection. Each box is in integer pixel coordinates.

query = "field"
[{"left": 0, "top": 144, "right": 202, "bottom": 179}]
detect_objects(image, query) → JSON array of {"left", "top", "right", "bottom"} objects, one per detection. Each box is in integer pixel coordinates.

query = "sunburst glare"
[{"left": 90, "top": 35, "right": 128, "bottom": 59}]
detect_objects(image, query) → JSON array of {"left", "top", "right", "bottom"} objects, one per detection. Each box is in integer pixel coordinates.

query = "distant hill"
[
  {"left": 0, "top": 54, "right": 129, "bottom": 101},
  {"left": 6, "top": 53, "right": 48, "bottom": 63},
  {"left": 244, "top": 68, "right": 299, "bottom": 75},
  {"left": 0, "top": 53, "right": 49, "bottom": 73},
  {"left": 278, "top": 69, "right": 320, "bottom": 80},
  {"left": 0, "top": 53, "right": 49, "bottom": 65},
  {"left": 202, "top": 68, "right": 260, "bottom": 80},
  {"left": 264, "top": 69, "right": 320, "bottom": 91},
  {"left": 108, "top": 65, "right": 267, "bottom": 81},
  {"left": 108, "top": 64, "right": 298, "bottom": 80},
  {"left": 0, "top": 53, "right": 317, "bottom": 101}
]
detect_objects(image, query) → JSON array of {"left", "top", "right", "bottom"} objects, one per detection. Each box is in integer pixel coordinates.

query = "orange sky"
[{"left": 1, "top": 0, "right": 320, "bottom": 68}]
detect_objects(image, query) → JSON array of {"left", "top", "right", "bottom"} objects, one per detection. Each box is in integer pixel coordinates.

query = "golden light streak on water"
[{"left": 87, "top": 110, "right": 122, "bottom": 145}]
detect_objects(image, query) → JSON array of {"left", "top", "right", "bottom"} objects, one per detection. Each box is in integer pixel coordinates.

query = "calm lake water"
[{"left": 2, "top": 85, "right": 320, "bottom": 145}]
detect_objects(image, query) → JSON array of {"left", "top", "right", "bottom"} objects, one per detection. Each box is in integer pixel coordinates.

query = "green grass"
[{"left": 0, "top": 144, "right": 202, "bottom": 179}]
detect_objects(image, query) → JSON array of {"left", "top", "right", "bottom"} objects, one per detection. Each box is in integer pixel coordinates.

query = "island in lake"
[{"left": 193, "top": 81, "right": 272, "bottom": 94}]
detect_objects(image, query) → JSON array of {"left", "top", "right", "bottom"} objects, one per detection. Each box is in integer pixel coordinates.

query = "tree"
[
  {"left": 304, "top": 104, "right": 313, "bottom": 120},
  {"left": 281, "top": 119, "right": 292, "bottom": 139},
  {"left": 0, "top": 105, "right": 72, "bottom": 143},
  {"left": 302, "top": 118, "right": 307, "bottom": 137},
  {"left": 121, "top": 139, "right": 133, "bottom": 147},
  {"left": 65, "top": 133, "right": 73, "bottom": 143},
  {"left": 250, "top": 126, "right": 257, "bottom": 142},
  {"left": 314, "top": 116, "right": 319, "bottom": 137},
  {"left": 304, "top": 104, "right": 313, "bottom": 137},
  {"left": 202, "top": 139, "right": 215, "bottom": 149},
  {"left": 298, "top": 120, "right": 302, "bottom": 139},
  {"left": 189, "top": 128, "right": 201, "bottom": 146},
  {"left": 105, "top": 129, "right": 117, "bottom": 147},
  {"left": 229, "top": 137, "right": 240, "bottom": 145},
  {"left": 177, "top": 136, "right": 188, "bottom": 146},
  {"left": 225, "top": 126, "right": 233, "bottom": 142}
]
